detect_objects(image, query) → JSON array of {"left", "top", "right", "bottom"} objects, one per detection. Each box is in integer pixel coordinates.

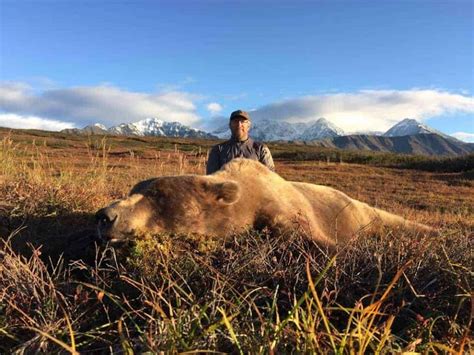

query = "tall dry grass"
[{"left": 0, "top": 132, "right": 472, "bottom": 353}]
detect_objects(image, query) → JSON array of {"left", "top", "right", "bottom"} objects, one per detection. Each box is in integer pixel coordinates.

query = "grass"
[{"left": 0, "top": 128, "right": 472, "bottom": 353}]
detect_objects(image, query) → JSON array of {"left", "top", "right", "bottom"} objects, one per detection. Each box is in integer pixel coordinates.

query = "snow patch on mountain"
[
  {"left": 93, "top": 123, "right": 107, "bottom": 130},
  {"left": 299, "top": 118, "right": 344, "bottom": 141},
  {"left": 251, "top": 120, "right": 305, "bottom": 141},
  {"left": 108, "top": 118, "right": 165, "bottom": 136}
]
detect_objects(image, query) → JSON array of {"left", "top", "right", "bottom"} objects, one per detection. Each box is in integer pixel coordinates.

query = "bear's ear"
[{"left": 204, "top": 180, "right": 241, "bottom": 205}]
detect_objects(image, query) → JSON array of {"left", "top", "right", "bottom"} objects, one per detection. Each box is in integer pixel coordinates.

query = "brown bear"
[{"left": 96, "top": 158, "right": 433, "bottom": 247}]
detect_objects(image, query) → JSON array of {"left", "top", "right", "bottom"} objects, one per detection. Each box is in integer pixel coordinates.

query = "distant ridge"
[
  {"left": 310, "top": 133, "right": 474, "bottom": 157},
  {"left": 62, "top": 123, "right": 108, "bottom": 135}
]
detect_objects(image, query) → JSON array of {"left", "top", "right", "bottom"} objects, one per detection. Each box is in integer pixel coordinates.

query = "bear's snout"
[{"left": 95, "top": 208, "right": 118, "bottom": 238}]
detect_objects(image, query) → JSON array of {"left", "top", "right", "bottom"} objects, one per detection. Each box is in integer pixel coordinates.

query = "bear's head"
[{"left": 95, "top": 175, "right": 241, "bottom": 243}]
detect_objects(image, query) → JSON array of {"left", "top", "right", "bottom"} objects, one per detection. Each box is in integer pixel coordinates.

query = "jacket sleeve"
[
  {"left": 259, "top": 144, "right": 275, "bottom": 171},
  {"left": 206, "top": 145, "right": 221, "bottom": 175}
]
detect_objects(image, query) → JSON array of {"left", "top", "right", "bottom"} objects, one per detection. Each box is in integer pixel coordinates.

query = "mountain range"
[
  {"left": 212, "top": 117, "right": 344, "bottom": 141},
  {"left": 309, "top": 133, "right": 473, "bottom": 156},
  {"left": 60, "top": 117, "right": 473, "bottom": 157},
  {"left": 62, "top": 118, "right": 216, "bottom": 139},
  {"left": 212, "top": 117, "right": 472, "bottom": 156}
]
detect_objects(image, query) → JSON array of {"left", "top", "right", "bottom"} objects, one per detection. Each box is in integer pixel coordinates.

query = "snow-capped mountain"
[
  {"left": 384, "top": 118, "right": 441, "bottom": 137},
  {"left": 383, "top": 118, "right": 463, "bottom": 143},
  {"left": 251, "top": 120, "right": 305, "bottom": 141},
  {"left": 298, "top": 118, "right": 344, "bottom": 141},
  {"left": 108, "top": 118, "right": 215, "bottom": 138},
  {"left": 62, "top": 118, "right": 216, "bottom": 139},
  {"left": 212, "top": 118, "right": 344, "bottom": 141}
]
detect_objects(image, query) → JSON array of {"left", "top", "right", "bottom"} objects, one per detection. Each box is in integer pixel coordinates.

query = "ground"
[{"left": 0, "top": 128, "right": 472, "bottom": 353}]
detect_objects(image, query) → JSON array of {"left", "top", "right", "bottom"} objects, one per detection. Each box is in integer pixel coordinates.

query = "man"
[{"left": 206, "top": 110, "right": 275, "bottom": 174}]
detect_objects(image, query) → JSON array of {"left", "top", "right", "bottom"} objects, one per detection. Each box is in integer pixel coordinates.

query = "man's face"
[{"left": 229, "top": 117, "right": 251, "bottom": 141}]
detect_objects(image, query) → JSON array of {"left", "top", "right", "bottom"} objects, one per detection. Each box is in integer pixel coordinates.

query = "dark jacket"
[{"left": 206, "top": 137, "right": 274, "bottom": 174}]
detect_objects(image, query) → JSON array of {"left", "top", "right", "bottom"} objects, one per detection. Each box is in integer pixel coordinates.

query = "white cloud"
[
  {"left": 250, "top": 89, "right": 474, "bottom": 132},
  {"left": 451, "top": 132, "right": 474, "bottom": 143},
  {"left": 0, "top": 82, "right": 202, "bottom": 127},
  {"left": 2, "top": 83, "right": 473, "bottom": 134},
  {"left": 0, "top": 113, "right": 75, "bottom": 131},
  {"left": 206, "top": 102, "right": 223, "bottom": 115}
]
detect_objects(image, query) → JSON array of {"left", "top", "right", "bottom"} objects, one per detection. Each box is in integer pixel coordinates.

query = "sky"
[{"left": 0, "top": 0, "right": 473, "bottom": 141}]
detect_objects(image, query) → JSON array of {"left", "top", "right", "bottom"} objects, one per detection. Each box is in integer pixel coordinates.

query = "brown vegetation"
[{"left": 0, "top": 128, "right": 472, "bottom": 353}]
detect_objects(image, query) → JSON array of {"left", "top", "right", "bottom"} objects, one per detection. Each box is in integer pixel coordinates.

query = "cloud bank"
[
  {"left": 0, "top": 81, "right": 201, "bottom": 129},
  {"left": 0, "top": 113, "right": 75, "bottom": 131},
  {"left": 206, "top": 102, "right": 223, "bottom": 116},
  {"left": 1, "top": 82, "right": 472, "bottom": 135},
  {"left": 451, "top": 132, "right": 474, "bottom": 143},
  {"left": 248, "top": 89, "right": 474, "bottom": 132}
]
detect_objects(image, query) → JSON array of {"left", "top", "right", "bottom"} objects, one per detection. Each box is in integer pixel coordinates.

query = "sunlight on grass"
[{"left": 0, "top": 130, "right": 472, "bottom": 352}]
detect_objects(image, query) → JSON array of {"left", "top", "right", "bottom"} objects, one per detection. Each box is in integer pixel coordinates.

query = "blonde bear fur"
[{"left": 96, "top": 159, "right": 432, "bottom": 247}]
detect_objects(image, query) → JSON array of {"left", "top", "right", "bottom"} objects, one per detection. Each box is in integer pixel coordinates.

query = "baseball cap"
[{"left": 229, "top": 110, "right": 251, "bottom": 121}]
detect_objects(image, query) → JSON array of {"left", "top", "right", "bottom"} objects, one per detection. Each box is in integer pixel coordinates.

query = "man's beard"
[{"left": 233, "top": 129, "right": 248, "bottom": 141}]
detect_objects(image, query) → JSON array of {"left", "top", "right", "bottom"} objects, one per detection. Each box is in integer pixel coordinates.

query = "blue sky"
[{"left": 0, "top": 0, "right": 473, "bottom": 140}]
